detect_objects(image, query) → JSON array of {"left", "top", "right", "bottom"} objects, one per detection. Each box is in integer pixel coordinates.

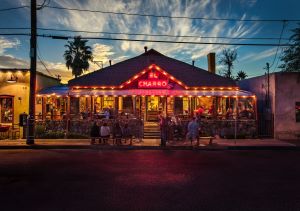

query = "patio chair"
[{"left": 10, "top": 124, "right": 20, "bottom": 139}]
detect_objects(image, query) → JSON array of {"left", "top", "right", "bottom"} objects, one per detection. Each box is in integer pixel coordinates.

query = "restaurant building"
[{"left": 38, "top": 48, "right": 257, "bottom": 138}]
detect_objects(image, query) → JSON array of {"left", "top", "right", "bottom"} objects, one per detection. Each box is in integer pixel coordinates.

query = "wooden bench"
[{"left": 197, "top": 136, "right": 215, "bottom": 146}]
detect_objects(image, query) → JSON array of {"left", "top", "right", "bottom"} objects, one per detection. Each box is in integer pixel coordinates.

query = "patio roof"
[{"left": 38, "top": 86, "right": 254, "bottom": 97}]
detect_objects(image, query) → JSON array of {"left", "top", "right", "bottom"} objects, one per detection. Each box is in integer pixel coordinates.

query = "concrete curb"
[{"left": 0, "top": 144, "right": 299, "bottom": 151}]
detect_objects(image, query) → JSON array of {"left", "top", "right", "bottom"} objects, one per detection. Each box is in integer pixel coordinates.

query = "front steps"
[{"left": 143, "top": 122, "right": 160, "bottom": 139}]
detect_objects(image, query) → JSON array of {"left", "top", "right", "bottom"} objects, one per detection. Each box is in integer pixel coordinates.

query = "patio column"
[
  {"left": 132, "top": 96, "right": 136, "bottom": 115},
  {"left": 66, "top": 95, "right": 70, "bottom": 133}
]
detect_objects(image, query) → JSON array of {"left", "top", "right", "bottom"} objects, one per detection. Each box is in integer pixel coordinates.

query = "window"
[
  {"left": 296, "top": 102, "right": 300, "bottom": 122},
  {"left": 0, "top": 97, "right": 13, "bottom": 123}
]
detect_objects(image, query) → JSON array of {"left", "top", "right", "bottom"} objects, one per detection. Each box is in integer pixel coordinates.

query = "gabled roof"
[{"left": 68, "top": 49, "right": 236, "bottom": 87}]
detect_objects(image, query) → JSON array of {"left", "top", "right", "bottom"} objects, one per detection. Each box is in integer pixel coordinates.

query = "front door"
[{"left": 146, "top": 96, "right": 160, "bottom": 121}]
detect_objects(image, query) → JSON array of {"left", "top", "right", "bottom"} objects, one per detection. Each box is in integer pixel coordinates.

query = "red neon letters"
[{"left": 138, "top": 80, "right": 168, "bottom": 88}]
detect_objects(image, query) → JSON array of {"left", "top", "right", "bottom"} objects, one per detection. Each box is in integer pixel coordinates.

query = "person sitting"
[
  {"left": 225, "top": 108, "right": 234, "bottom": 119},
  {"left": 100, "top": 122, "right": 110, "bottom": 144},
  {"left": 113, "top": 122, "right": 123, "bottom": 145},
  {"left": 90, "top": 122, "right": 100, "bottom": 144}
]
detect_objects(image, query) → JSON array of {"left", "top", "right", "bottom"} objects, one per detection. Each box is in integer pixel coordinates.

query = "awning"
[{"left": 38, "top": 87, "right": 254, "bottom": 97}]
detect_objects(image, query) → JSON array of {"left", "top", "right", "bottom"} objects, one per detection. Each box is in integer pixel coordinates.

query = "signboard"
[{"left": 138, "top": 71, "right": 168, "bottom": 89}]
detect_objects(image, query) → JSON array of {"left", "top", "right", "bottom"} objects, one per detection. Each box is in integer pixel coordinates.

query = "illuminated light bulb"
[
  {"left": 224, "top": 96, "right": 228, "bottom": 98},
  {"left": 162, "top": 72, "right": 167, "bottom": 75},
  {"left": 242, "top": 96, "right": 247, "bottom": 98},
  {"left": 178, "top": 81, "right": 182, "bottom": 85},
  {"left": 179, "top": 95, "right": 183, "bottom": 98},
  {"left": 93, "top": 87, "right": 96, "bottom": 90},
  {"left": 203, "top": 87, "right": 207, "bottom": 90},
  {"left": 51, "top": 93, "right": 55, "bottom": 96},
  {"left": 220, "top": 87, "right": 224, "bottom": 90},
  {"left": 134, "top": 75, "right": 138, "bottom": 79},
  {"left": 207, "top": 96, "right": 211, "bottom": 98},
  {"left": 47, "top": 95, "right": 51, "bottom": 97},
  {"left": 127, "top": 80, "right": 131, "bottom": 84},
  {"left": 75, "top": 86, "right": 79, "bottom": 89},
  {"left": 188, "top": 95, "right": 192, "bottom": 98},
  {"left": 185, "top": 86, "right": 188, "bottom": 89},
  {"left": 228, "top": 87, "right": 232, "bottom": 90},
  {"left": 120, "top": 85, "right": 124, "bottom": 88},
  {"left": 156, "top": 66, "right": 160, "bottom": 70},
  {"left": 170, "top": 76, "right": 174, "bottom": 80}
]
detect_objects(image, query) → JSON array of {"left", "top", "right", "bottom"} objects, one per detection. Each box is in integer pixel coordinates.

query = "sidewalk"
[{"left": 0, "top": 138, "right": 298, "bottom": 150}]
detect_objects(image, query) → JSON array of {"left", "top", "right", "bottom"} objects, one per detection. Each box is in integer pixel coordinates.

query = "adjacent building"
[
  {"left": 239, "top": 72, "right": 300, "bottom": 139},
  {"left": 0, "top": 68, "right": 61, "bottom": 134}
]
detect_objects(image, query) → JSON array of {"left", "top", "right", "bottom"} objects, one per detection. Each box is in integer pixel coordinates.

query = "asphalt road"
[{"left": 0, "top": 149, "right": 300, "bottom": 211}]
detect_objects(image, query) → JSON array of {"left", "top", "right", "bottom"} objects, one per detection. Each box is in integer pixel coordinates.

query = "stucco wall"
[
  {"left": 0, "top": 70, "right": 61, "bottom": 125},
  {"left": 274, "top": 72, "right": 300, "bottom": 139},
  {"left": 239, "top": 72, "right": 300, "bottom": 139},
  {"left": 239, "top": 74, "right": 276, "bottom": 114}
]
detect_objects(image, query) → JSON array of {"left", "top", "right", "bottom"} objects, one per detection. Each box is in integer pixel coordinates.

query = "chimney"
[
  {"left": 144, "top": 46, "right": 148, "bottom": 53},
  {"left": 207, "top": 52, "right": 216, "bottom": 74},
  {"left": 109, "top": 60, "right": 112, "bottom": 66},
  {"left": 192, "top": 60, "right": 195, "bottom": 66}
]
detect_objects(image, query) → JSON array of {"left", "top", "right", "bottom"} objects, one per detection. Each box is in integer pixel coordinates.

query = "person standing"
[
  {"left": 100, "top": 122, "right": 110, "bottom": 144},
  {"left": 159, "top": 115, "right": 167, "bottom": 147},
  {"left": 113, "top": 122, "right": 123, "bottom": 145},
  {"left": 187, "top": 117, "right": 199, "bottom": 145},
  {"left": 90, "top": 122, "right": 100, "bottom": 145}
]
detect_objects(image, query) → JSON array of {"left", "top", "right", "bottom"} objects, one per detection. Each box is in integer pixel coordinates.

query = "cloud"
[
  {"left": 12, "top": 0, "right": 264, "bottom": 81},
  {"left": 0, "top": 37, "right": 20, "bottom": 55},
  {"left": 240, "top": 47, "right": 277, "bottom": 62}
]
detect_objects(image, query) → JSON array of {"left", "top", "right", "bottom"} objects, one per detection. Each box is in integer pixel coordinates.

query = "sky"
[{"left": 0, "top": 0, "right": 299, "bottom": 83}]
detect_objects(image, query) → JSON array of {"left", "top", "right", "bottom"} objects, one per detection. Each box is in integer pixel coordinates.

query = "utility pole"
[
  {"left": 265, "top": 62, "right": 270, "bottom": 108},
  {"left": 27, "top": 0, "right": 37, "bottom": 144}
]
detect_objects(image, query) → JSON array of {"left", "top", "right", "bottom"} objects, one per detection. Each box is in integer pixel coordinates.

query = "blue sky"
[{"left": 0, "top": 0, "right": 299, "bottom": 83}]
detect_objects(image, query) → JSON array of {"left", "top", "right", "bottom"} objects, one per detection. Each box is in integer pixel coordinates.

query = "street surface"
[{"left": 0, "top": 149, "right": 300, "bottom": 211}]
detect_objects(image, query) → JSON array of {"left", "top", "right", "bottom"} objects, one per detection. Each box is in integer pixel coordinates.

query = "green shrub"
[
  {"left": 66, "top": 133, "right": 89, "bottom": 139},
  {"left": 39, "top": 131, "right": 65, "bottom": 139},
  {"left": 35, "top": 125, "right": 46, "bottom": 138}
]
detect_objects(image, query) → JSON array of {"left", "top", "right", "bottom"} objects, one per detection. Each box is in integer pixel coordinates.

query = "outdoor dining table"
[{"left": 0, "top": 125, "right": 10, "bottom": 139}]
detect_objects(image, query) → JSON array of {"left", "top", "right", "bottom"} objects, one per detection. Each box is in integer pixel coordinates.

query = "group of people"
[
  {"left": 90, "top": 118, "right": 143, "bottom": 145},
  {"left": 158, "top": 114, "right": 202, "bottom": 146}
]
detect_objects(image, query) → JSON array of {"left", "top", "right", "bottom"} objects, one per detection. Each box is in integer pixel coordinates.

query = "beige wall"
[{"left": 0, "top": 70, "right": 61, "bottom": 126}]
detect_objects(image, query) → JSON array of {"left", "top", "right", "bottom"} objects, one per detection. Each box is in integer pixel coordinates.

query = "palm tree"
[
  {"left": 236, "top": 70, "right": 248, "bottom": 81},
  {"left": 218, "top": 48, "right": 237, "bottom": 79},
  {"left": 64, "top": 36, "right": 93, "bottom": 78}
]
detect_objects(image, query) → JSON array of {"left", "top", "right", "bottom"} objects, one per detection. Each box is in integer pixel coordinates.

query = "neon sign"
[
  {"left": 138, "top": 80, "right": 168, "bottom": 88},
  {"left": 138, "top": 71, "right": 168, "bottom": 89}
]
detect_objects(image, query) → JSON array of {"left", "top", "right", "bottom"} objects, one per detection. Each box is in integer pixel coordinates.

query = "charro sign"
[{"left": 138, "top": 71, "right": 168, "bottom": 88}]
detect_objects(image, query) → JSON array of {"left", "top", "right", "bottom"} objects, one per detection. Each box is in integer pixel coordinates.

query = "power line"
[
  {"left": 37, "top": 34, "right": 292, "bottom": 46},
  {"left": 0, "top": 32, "right": 292, "bottom": 46},
  {"left": 0, "top": 6, "right": 28, "bottom": 12},
  {"left": 0, "top": 33, "right": 30, "bottom": 36},
  {"left": 43, "top": 5, "right": 300, "bottom": 22},
  {"left": 37, "top": 44, "right": 54, "bottom": 77},
  {"left": 36, "top": 27, "right": 291, "bottom": 41},
  {"left": 0, "top": 27, "right": 291, "bottom": 40},
  {"left": 269, "top": 21, "right": 288, "bottom": 69}
]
